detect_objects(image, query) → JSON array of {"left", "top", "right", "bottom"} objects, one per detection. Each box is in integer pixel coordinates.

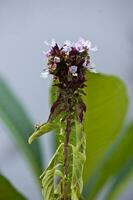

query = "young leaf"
[
  {"left": 71, "top": 146, "right": 86, "bottom": 200},
  {"left": 71, "top": 121, "right": 86, "bottom": 200},
  {"left": 28, "top": 107, "right": 63, "bottom": 144},
  {"left": 40, "top": 143, "right": 64, "bottom": 200},
  {"left": 0, "top": 174, "right": 27, "bottom": 200},
  {"left": 0, "top": 77, "right": 43, "bottom": 177},
  {"left": 28, "top": 122, "right": 53, "bottom": 144}
]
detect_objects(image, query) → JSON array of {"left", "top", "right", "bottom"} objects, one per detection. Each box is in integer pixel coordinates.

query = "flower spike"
[{"left": 41, "top": 38, "right": 97, "bottom": 79}]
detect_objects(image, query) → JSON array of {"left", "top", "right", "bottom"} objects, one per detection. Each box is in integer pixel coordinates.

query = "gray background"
[{"left": 0, "top": 0, "right": 133, "bottom": 199}]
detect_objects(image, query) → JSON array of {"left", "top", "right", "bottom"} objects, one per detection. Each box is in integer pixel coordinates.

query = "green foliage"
[
  {"left": 71, "top": 146, "right": 85, "bottom": 200},
  {"left": 50, "top": 72, "right": 128, "bottom": 182},
  {"left": 49, "top": 71, "right": 129, "bottom": 199},
  {"left": 0, "top": 71, "right": 131, "bottom": 200},
  {"left": 105, "top": 158, "right": 133, "bottom": 200},
  {"left": 28, "top": 122, "right": 53, "bottom": 144},
  {"left": 83, "top": 72, "right": 128, "bottom": 183},
  {"left": 83, "top": 122, "right": 133, "bottom": 199},
  {"left": 0, "top": 77, "right": 43, "bottom": 177},
  {"left": 103, "top": 124, "right": 133, "bottom": 200},
  {"left": 71, "top": 121, "right": 86, "bottom": 200},
  {"left": 39, "top": 120, "right": 86, "bottom": 200},
  {"left": 0, "top": 174, "right": 27, "bottom": 200},
  {"left": 40, "top": 143, "right": 64, "bottom": 200}
]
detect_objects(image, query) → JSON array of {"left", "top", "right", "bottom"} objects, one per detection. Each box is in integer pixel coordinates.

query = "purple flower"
[
  {"left": 75, "top": 37, "right": 98, "bottom": 52},
  {"left": 62, "top": 45, "right": 72, "bottom": 54},
  {"left": 62, "top": 40, "right": 73, "bottom": 54},
  {"left": 43, "top": 50, "right": 51, "bottom": 57},
  {"left": 74, "top": 38, "right": 87, "bottom": 52},
  {"left": 44, "top": 39, "right": 56, "bottom": 48},
  {"left": 42, "top": 38, "right": 97, "bottom": 80}
]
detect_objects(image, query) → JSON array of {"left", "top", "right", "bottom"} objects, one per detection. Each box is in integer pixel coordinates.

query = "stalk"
[{"left": 63, "top": 117, "right": 71, "bottom": 200}]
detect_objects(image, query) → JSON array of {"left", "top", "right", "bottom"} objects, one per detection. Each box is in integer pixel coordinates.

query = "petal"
[
  {"left": 90, "top": 46, "right": 98, "bottom": 51},
  {"left": 51, "top": 39, "right": 56, "bottom": 47},
  {"left": 64, "top": 40, "right": 72, "bottom": 47},
  {"left": 44, "top": 41, "right": 50, "bottom": 46},
  {"left": 40, "top": 71, "right": 49, "bottom": 79}
]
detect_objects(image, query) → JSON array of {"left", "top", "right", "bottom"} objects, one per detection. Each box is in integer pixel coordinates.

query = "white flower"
[
  {"left": 75, "top": 37, "right": 98, "bottom": 52},
  {"left": 72, "top": 73, "right": 78, "bottom": 76},
  {"left": 43, "top": 50, "right": 51, "bottom": 57},
  {"left": 75, "top": 38, "right": 85, "bottom": 52},
  {"left": 62, "top": 40, "right": 73, "bottom": 54},
  {"left": 90, "top": 46, "right": 98, "bottom": 52},
  {"left": 44, "top": 41, "right": 50, "bottom": 46},
  {"left": 83, "top": 40, "right": 91, "bottom": 49},
  {"left": 64, "top": 40, "right": 73, "bottom": 47},
  {"left": 40, "top": 70, "right": 49, "bottom": 79},
  {"left": 87, "top": 63, "right": 97, "bottom": 73},
  {"left": 85, "top": 41, "right": 98, "bottom": 52},
  {"left": 69, "top": 65, "right": 78, "bottom": 76},
  {"left": 44, "top": 39, "right": 56, "bottom": 48},
  {"left": 51, "top": 39, "right": 56, "bottom": 47},
  {"left": 54, "top": 56, "right": 60, "bottom": 63},
  {"left": 82, "top": 59, "right": 88, "bottom": 67},
  {"left": 62, "top": 45, "right": 72, "bottom": 54}
]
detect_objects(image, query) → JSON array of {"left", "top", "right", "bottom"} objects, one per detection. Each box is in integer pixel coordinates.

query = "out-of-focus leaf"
[
  {"left": 109, "top": 171, "right": 133, "bottom": 200},
  {"left": 83, "top": 123, "right": 133, "bottom": 200},
  {"left": 49, "top": 83, "right": 60, "bottom": 152},
  {"left": 83, "top": 72, "right": 128, "bottom": 183},
  {"left": 105, "top": 158, "right": 133, "bottom": 200},
  {"left": 0, "top": 174, "right": 27, "bottom": 200},
  {"left": 0, "top": 77, "right": 43, "bottom": 177}
]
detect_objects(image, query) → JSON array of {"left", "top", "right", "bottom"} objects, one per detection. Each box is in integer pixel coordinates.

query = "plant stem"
[{"left": 63, "top": 116, "right": 71, "bottom": 200}]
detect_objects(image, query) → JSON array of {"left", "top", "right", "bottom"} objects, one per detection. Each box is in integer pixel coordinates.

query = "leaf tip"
[{"left": 28, "top": 136, "right": 33, "bottom": 144}]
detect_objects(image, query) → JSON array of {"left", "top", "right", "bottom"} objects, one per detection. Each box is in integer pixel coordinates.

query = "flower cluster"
[{"left": 41, "top": 38, "right": 97, "bottom": 86}]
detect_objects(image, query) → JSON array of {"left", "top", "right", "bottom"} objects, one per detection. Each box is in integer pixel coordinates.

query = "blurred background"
[{"left": 0, "top": 0, "right": 133, "bottom": 199}]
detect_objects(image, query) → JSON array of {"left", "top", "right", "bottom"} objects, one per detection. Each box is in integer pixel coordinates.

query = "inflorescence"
[{"left": 41, "top": 38, "right": 97, "bottom": 84}]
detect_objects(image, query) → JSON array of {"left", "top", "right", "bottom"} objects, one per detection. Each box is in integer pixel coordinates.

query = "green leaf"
[
  {"left": 0, "top": 174, "right": 27, "bottom": 200},
  {"left": 29, "top": 82, "right": 65, "bottom": 145},
  {"left": 0, "top": 77, "right": 43, "bottom": 177},
  {"left": 83, "top": 123, "right": 133, "bottom": 200},
  {"left": 41, "top": 143, "right": 64, "bottom": 200},
  {"left": 49, "top": 83, "right": 61, "bottom": 150},
  {"left": 109, "top": 169, "right": 133, "bottom": 200},
  {"left": 69, "top": 120, "right": 86, "bottom": 200},
  {"left": 71, "top": 146, "right": 86, "bottom": 200},
  {"left": 28, "top": 122, "right": 53, "bottom": 144},
  {"left": 83, "top": 72, "right": 128, "bottom": 183},
  {"left": 71, "top": 121, "right": 86, "bottom": 200},
  {"left": 105, "top": 158, "right": 133, "bottom": 200}
]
